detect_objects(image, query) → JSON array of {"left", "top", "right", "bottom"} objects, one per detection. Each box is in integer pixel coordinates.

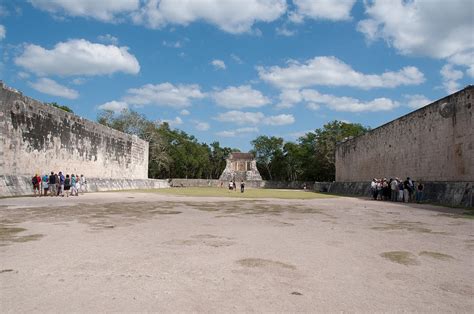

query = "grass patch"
[
  {"left": 129, "top": 187, "right": 337, "bottom": 199},
  {"left": 419, "top": 251, "right": 454, "bottom": 261},
  {"left": 0, "top": 224, "right": 44, "bottom": 245},
  {"left": 237, "top": 258, "right": 296, "bottom": 270},
  {"left": 380, "top": 251, "right": 419, "bottom": 265},
  {"left": 371, "top": 220, "right": 448, "bottom": 235}
]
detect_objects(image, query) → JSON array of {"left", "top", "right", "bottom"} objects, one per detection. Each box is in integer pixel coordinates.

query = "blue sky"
[{"left": 1, "top": 0, "right": 473, "bottom": 151}]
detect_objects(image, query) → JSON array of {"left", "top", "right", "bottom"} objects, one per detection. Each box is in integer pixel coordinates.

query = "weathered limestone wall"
[
  {"left": 169, "top": 178, "right": 313, "bottom": 189},
  {"left": 336, "top": 86, "right": 473, "bottom": 182},
  {"left": 0, "top": 83, "right": 149, "bottom": 179},
  {"left": 0, "top": 175, "right": 169, "bottom": 197}
]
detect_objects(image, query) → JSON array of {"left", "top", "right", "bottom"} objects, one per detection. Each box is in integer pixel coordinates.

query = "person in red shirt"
[{"left": 32, "top": 174, "right": 41, "bottom": 197}]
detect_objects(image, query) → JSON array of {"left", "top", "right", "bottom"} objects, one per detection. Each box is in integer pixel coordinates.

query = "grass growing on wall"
[{"left": 130, "top": 187, "right": 338, "bottom": 199}]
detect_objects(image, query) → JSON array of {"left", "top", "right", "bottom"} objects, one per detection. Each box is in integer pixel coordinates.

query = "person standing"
[
  {"left": 390, "top": 178, "right": 398, "bottom": 202},
  {"left": 58, "top": 172, "right": 65, "bottom": 196},
  {"left": 240, "top": 181, "right": 245, "bottom": 193},
  {"left": 42, "top": 174, "right": 49, "bottom": 196},
  {"left": 55, "top": 172, "right": 60, "bottom": 196},
  {"left": 416, "top": 182, "right": 424, "bottom": 203},
  {"left": 80, "top": 174, "right": 87, "bottom": 193},
  {"left": 398, "top": 180, "right": 404, "bottom": 202},
  {"left": 70, "top": 174, "right": 78, "bottom": 196},
  {"left": 32, "top": 174, "right": 41, "bottom": 197},
  {"left": 49, "top": 172, "right": 56, "bottom": 196},
  {"left": 64, "top": 174, "right": 71, "bottom": 197},
  {"left": 403, "top": 178, "right": 410, "bottom": 203},
  {"left": 371, "top": 179, "right": 377, "bottom": 200},
  {"left": 376, "top": 179, "right": 383, "bottom": 200}
]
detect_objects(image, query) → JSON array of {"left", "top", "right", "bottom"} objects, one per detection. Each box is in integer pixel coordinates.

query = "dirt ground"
[{"left": 0, "top": 191, "right": 473, "bottom": 312}]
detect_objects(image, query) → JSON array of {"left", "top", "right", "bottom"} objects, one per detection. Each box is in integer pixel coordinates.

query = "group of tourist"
[
  {"left": 370, "top": 177, "right": 424, "bottom": 203},
  {"left": 32, "top": 172, "right": 87, "bottom": 197},
  {"left": 228, "top": 180, "right": 245, "bottom": 193}
]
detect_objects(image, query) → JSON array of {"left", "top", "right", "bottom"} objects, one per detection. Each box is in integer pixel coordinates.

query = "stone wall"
[
  {"left": 169, "top": 178, "right": 313, "bottom": 189},
  {"left": 336, "top": 86, "right": 473, "bottom": 182},
  {"left": 0, "top": 175, "right": 169, "bottom": 197},
  {"left": 0, "top": 83, "right": 149, "bottom": 179}
]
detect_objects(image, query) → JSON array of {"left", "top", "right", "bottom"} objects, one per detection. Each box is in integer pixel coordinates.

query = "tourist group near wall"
[
  {"left": 333, "top": 86, "right": 473, "bottom": 207},
  {"left": 0, "top": 83, "right": 149, "bottom": 181},
  {"left": 336, "top": 86, "right": 473, "bottom": 182}
]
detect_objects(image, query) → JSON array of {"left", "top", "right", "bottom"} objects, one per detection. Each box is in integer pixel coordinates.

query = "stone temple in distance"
[{"left": 219, "top": 152, "right": 262, "bottom": 182}]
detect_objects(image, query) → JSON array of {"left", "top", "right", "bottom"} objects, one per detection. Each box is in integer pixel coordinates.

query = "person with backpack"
[{"left": 32, "top": 174, "right": 41, "bottom": 197}]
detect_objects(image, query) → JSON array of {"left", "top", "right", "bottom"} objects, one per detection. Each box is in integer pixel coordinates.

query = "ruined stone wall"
[
  {"left": 0, "top": 84, "right": 149, "bottom": 179},
  {"left": 169, "top": 178, "right": 313, "bottom": 189},
  {"left": 336, "top": 86, "right": 473, "bottom": 182}
]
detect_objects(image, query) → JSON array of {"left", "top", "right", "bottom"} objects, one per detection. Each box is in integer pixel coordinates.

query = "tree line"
[{"left": 98, "top": 110, "right": 369, "bottom": 182}]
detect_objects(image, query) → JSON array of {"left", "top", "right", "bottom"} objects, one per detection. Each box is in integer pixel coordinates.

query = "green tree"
[
  {"left": 250, "top": 135, "right": 284, "bottom": 180},
  {"left": 98, "top": 109, "right": 171, "bottom": 179},
  {"left": 283, "top": 142, "right": 303, "bottom": 182},
  {"left": 310, "top": 120, "right": 369, "bottom": 181},
  {"left": 46, "top": 102, "right": 74, "bottom": 113}
]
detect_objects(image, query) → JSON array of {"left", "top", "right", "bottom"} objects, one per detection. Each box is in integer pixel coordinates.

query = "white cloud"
[
  {"left": 0, "top": 25, "right": 5, "bottom": 40},
  {"left": 258, "top": 56, "right": 424, "bottom": 90},
  {"left": 448, "top": 51, "right": 474, "bottom": 78},
  {"left": 29, "top": 0, "right": 139, "bottom": 22},
  {"left": 212, "top": 85, "right": 270, "bottom": 109},
  {"left": 29, "top": 78, "right": 79, "bottom": 99},
  {"left": 264, "top": 114, "right": 295, "bottom": 125},
  {"left": 216, "top": 110, "right": 264, "bottom": 125},
  {"left": 440, "top": 64, "right": 464, "bottom": 94},
  {"left": 358, "top": 0, "right": 473, "bottom": 76},
  {"left": 98, "top": 100, "right": 129, "bottom": 112},
  {"left": 211, "top": 59, "right": 226, "bottom": 70},
  {"left": 161, "top": 116, "right": 183, "bottom": 127},
  {"left": 403, "top": 94, "right": 432, "bottom": 109},
  {"left": 301, "top": 89, "right": 399, "bottom": 112},
  {"left": 230, "top": 54, "right": 243, "bottom": 64},
  {"left": 18, "top": 72, "right": 30, "bottom": 79},
  {"left": 132, "top": 0, "right": 287, "bottom": 34},
  {"left": 162, "top": 40, "right": 182, "bottom": 48},
  {"left": 215, "top": 110, "right": 294, "bottom": 126},
  {"left": 276, "top": 89, "right": 302, "bottom": 109},
  {"left": 216, "top": 127, "right": 259, "bottom": 137},
  {"left": 193, "top": 120, "right": 210, "bottom": 131},
  {"left": 277, "top": 89, "right": 399, "bottom": 112},
  {"left": 71, "top": 78, "right": 86, "bottom": 85},
  {"left": 15, "top": 39, "right": 140, "bottom": 76},
  {"left": 276, "top": 26, "right": 295, "bottom": 36},
  {"left": 122, "top": 83, "right": 205, "bottom": 108},
  {"left": 180, "top": 109, "right": 190, "bottom": 115},
  {"left": 306, "top": 103, "right": 320, "bottom": 111},
  {"left": 291, "top": 0, "right": 356, "bottom": 22},
  {"left": 97, "top": 34, "right": 119, "bottom": 45}
]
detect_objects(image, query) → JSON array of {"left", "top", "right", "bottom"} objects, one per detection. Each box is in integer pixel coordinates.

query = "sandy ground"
[{"left": 0, "top": 192, "right": 473, "bottom": 313}]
